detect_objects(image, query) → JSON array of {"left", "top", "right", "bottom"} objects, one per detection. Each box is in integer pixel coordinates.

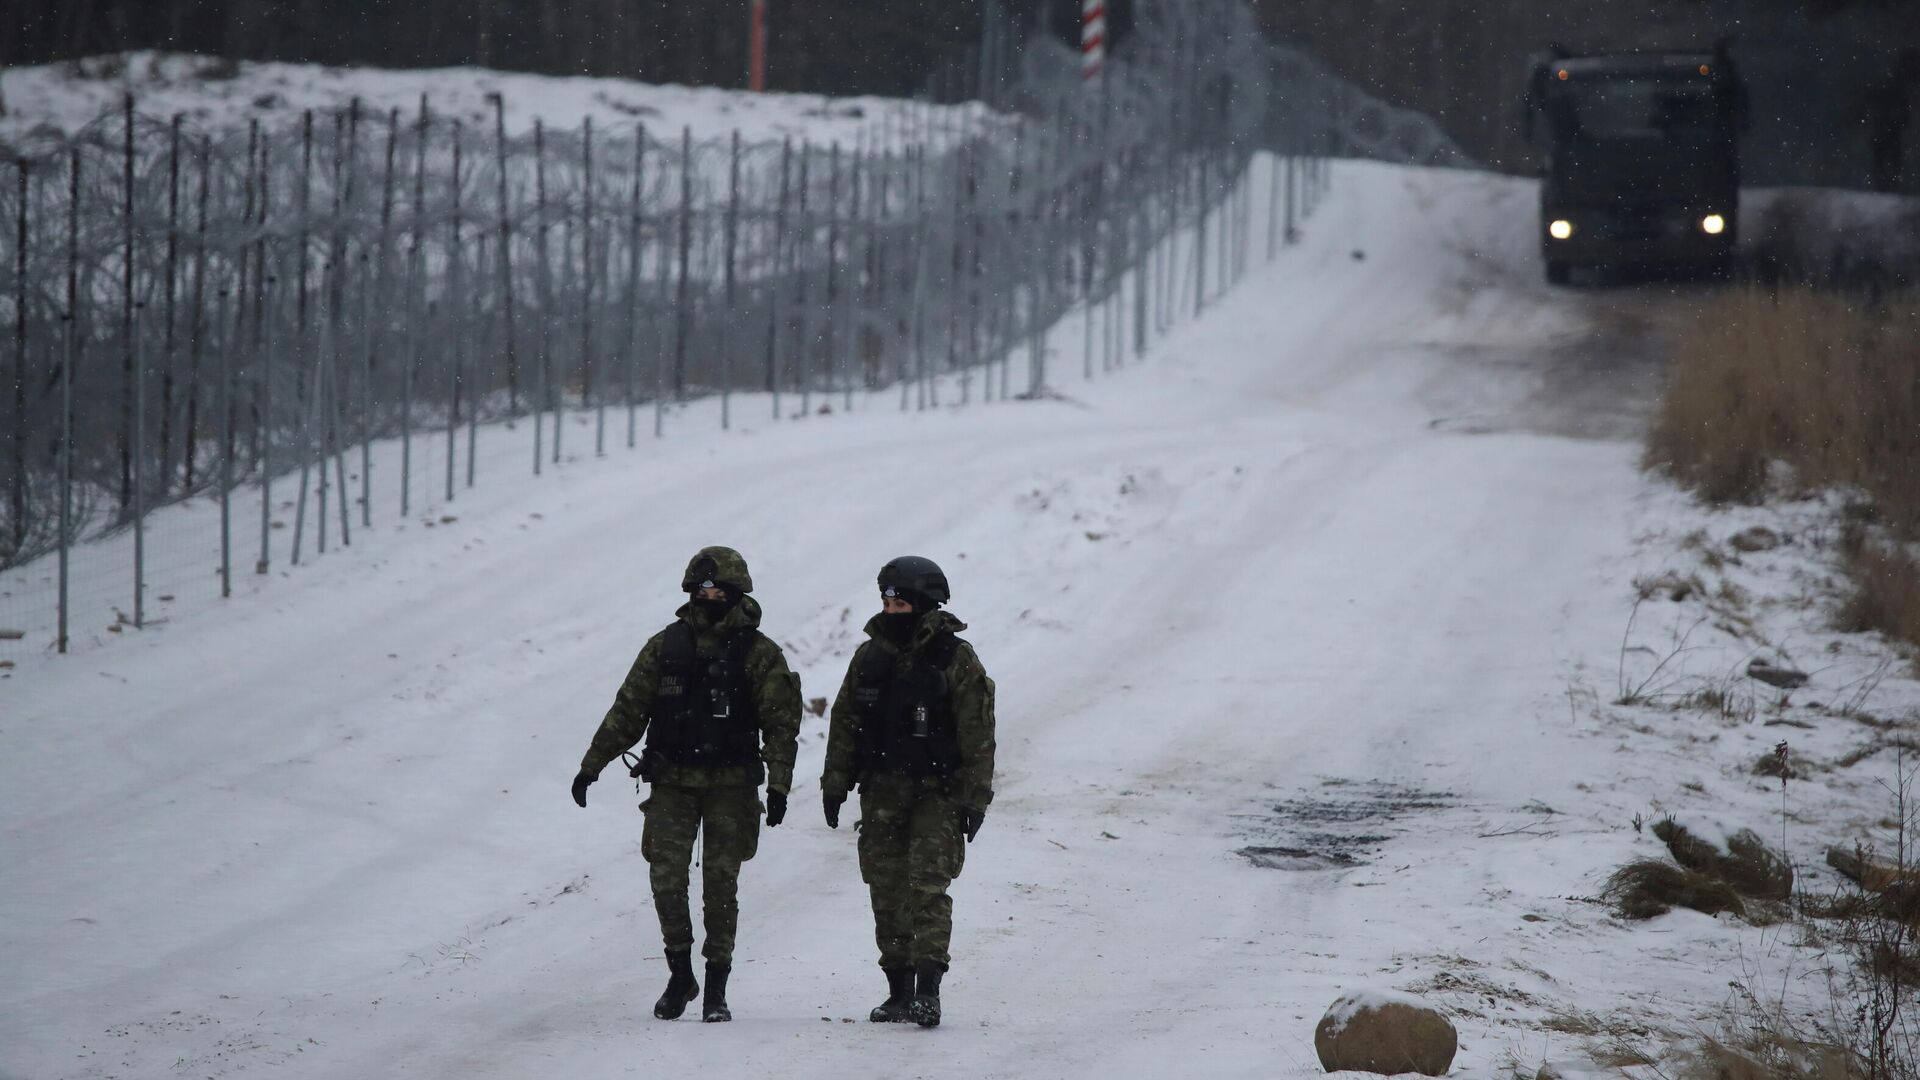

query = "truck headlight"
[
  {"left": 1549, "top": 219, "right": 1575, "bottom": 240},
  {"left": 1700, "top": 214, "right": 1726, "bottom": 235}
]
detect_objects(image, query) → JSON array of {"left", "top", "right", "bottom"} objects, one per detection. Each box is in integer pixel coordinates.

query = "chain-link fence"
[{"left": 0, "top": 0, "right": 1359, "bottom": 654}]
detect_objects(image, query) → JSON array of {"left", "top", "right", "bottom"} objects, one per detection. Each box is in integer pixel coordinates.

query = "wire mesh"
[{"left": 0, "top": 0, "right": 1395, "bottom": 654}]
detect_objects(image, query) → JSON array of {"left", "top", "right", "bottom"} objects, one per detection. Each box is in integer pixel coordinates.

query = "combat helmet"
[
  {"left": 682, "top": 546, "right": 754, "bottom": 594},
  {"left": 877, "top": 555, "right": 949, "bottom": 608}
]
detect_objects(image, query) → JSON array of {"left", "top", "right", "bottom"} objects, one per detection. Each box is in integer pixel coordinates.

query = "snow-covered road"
[{"left": 3, "top": 160, "right": 1804, "bottom": 1079}]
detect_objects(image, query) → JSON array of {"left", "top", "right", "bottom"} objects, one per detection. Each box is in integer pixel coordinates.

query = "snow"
[
  {"left": 1321, "top": 989, "right": 1441, "bottom": 1035},
  {"left": 1662, "top": 811, "right": 1766, "bottom": 856},
  {"left": 0, "top": 51, "right": 987, "bottom": 147},
  {"left": 4, "top": 70, "right": 1919, "bottom": 1080}
]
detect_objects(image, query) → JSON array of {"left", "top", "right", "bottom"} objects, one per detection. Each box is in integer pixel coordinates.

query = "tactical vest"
[
  {"left": 853, "top": 634, "right": 964, "bottom": 781},
  {"left": 643, "top": 621, "right": 764, "bottom": 769}
]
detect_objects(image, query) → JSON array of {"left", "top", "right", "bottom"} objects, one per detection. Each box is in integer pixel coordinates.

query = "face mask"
[
  {"left": 879, "top": 611, "right": 919, "bottom": 644},
  {"left": 691, "top": 594, "right": 736, "bottom": 619}
]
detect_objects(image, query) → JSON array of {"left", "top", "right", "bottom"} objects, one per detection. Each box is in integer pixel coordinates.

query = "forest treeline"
[
  {"left": 4, "top": 0, "right": 1138, "bottom": 97},
  {"left": 8, "top": 0, "right": 1911, "bottom": 188}
]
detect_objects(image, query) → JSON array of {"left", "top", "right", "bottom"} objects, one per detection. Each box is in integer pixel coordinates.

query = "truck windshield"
[{"left": 1554, "top": 77, "right": 1719, "bottom": 142}]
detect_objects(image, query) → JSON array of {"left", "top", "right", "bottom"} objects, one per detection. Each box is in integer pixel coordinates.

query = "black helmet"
[
  {"left": 681, "top": 546, "right": 754, "bottom": 593},
  {"left": 877, "top": 555, "right": 950, "bottom": 608}
]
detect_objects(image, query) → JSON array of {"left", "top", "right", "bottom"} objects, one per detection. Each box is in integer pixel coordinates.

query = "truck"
[{"left": 1525, "top": 46, "right": 1746, "bottom": 284}]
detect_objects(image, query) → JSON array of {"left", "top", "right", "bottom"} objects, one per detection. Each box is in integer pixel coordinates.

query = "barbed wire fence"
[{"left": 0, "top": 0, "right": 1423, "bottom": 654}]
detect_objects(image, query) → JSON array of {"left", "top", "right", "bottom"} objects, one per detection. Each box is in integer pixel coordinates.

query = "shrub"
[
  {"left": 1604, "top": 858, "right": 1747, "bottom": 920},
  {"left": 1648, "top": 286, "right": 1920, "bottom": 650}
]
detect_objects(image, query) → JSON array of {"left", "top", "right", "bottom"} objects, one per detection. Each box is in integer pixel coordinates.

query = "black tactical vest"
[
  {"left": 853, "top": 633, "right": 964, "bottom": 781},
  {"left": 643, "top": 621, "right": 763, "bottom": 769}
]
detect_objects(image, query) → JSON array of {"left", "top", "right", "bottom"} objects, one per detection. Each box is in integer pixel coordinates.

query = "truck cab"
[{"left": 1526, "top": 48, "right": 1745, "bottom": 284}]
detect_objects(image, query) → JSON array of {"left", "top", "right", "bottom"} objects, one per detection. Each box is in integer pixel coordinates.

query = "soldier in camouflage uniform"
[
  {"left": 821, "top": 555, "right": 996, "bottom": 1029},
  {"left": 571, "top": 546, "right": 802, "bottom": 1023}
]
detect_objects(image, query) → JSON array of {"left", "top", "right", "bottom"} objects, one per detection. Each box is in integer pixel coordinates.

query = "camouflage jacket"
[
  {"left": 821, "top": 610, "right": 996, "bottom": 810},
  {"left": 579, "top": 596, "right": 803, "bottom": 793}
]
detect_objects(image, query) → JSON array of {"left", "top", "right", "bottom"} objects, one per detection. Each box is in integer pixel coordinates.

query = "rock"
[
  {"left": 1827, "top": 845, "right": 1920, "bottom": 893},
  {"left": 1747, "top": 660, "right": 1809, "bottom": 690},
  {"left": 1828, "top": 845, "right": 1920, "bottom": 922},
  {"left": 1729, "top": 526, "right": 1783, "bottom": 553},
  {"left": 1314, "top": 991, "right": 1457, "bottom": 1076},
  {"left": 1653, "top": 819, "right": 1793, "bottom": 900}
]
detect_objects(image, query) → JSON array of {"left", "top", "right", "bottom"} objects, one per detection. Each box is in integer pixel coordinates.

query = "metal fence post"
[
  {"left": 845, "top": 142, "right": 865, "bottom": 412},
  {"left": 767, "top": 136, "right": 791, "bottom": 418},
  {"left": 467, "top": 227, "right": 483, "bottom": 490},
  {"left": 59, "top": 147, "right": 79, "bottom": 653},
  {"left": 9, "top": 160, "right": 26, "bottom": 562},
  {"left": 1134, "top": 146, "right": 1150, "bottom": 358},
  {"left": 219, "top": 271, "right": 234, "bottom": 599},
  {"left": 402, "top": 98, "right": 428, "bottom": 510},
  {"left": 653, "top": 138, "right": 672, "bottom": 439},
  {"left": 625, "top": 123, "right": 647, "bottom": 448},
  {"left": 256, "top": 131, "right": 275, "bottom": 577},
  {"left": 721, "top": 129, "right": 741, "bottom": 430},
  {"left": 132, "top": 297, "right": 147, "bottom": 627},
  {"left": 794, "top": 147, "right": 813, "bottom": 415},
  {"left": 822, "top": 141, "right": 841, "bottom": 415},
  {"left": 160, "top": 116, "right": 182, "bottom": 500},
  {"left": 489, "top": 95, "right": 519, "bottom": 412},
  {"left": 120, "top": 95, "right": 135, "bottom": 515},
  {"left": 583, "top": 116, "right": 602, "bottom": 457},
  {"left": 448, "top": 118, "right": 466, "bottom": 499},
  {"left": 674, "top": 126, "right": 692, "bottom": 400},
  {"left": 362, "top": 108, "right": 399, "bottom": 526},
  {"left": 183, "top": 132, "right": 211, "bottom": 494},
  {"left": 292, "top": 110, "right": 317, "bottom": 564},
  {"left": 1194, "top": 150, "right": 1209, "bottom": 318},
  {"left": 907, "top": 146, "right": 928, "bottom": 411},
  {"left": 330, "top": 108, "right": 354, "bottom": 548},
  {"left": 1266, "top": 147, "right": 1281, "bottom": 261},
  {"left": 532, "top": 119, "right": 551, "bottom": 471}
]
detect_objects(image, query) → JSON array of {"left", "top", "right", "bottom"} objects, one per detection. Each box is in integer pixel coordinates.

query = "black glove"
[
  {"left": 766, "top": 790, "right": 788, "bottom": 827},
  {"left": 959, "top": 805, "right": 985, "bottom": 843},
  {"left": 571, "top": 769, "right": 596, "bottom": 808},
  {"left": 823, "top": 790, "right": 845, "bottom": 829}
]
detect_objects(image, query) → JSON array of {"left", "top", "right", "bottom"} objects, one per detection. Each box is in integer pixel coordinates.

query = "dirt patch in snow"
[{"left": 1237, "top": 779, "right": 1457, "bottom": 871}]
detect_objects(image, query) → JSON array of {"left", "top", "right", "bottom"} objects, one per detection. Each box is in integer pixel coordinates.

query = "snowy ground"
[
  {"left": 0, "top": 51, "right": 985, "bottom": 146},
  {"left": 4, "top": 137, "right": 1918, "bottom": 1080}
]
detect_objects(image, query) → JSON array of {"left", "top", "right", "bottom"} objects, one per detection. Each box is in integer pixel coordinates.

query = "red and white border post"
[{"left": 1081, "top": 0, "right": 1107, "bottom": 81}]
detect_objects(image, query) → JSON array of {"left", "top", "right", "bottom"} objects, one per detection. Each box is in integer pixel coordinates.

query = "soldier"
[
  {"left": 821, "top": 556, "right": 996, "bottom": 1028},
  {"left": 570, "top": 546, "right": 802, "bottom": 1023}
]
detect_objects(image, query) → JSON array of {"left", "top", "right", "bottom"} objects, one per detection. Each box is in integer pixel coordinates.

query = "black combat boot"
[
  {"left": 868, "top": 966, "right": 915, "bottom": 1023},
  {"left": 910, "top": 960, "right": 943, "bottom": 1028},
  {"left": 701, "top": 962, "right": 732, "bottom": 1023},
  {"left": 652, "top": 949, "right": 699, "bottom": 1020}
]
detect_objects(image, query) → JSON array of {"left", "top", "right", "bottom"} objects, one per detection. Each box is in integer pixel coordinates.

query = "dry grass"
[
  {"left": 1675, "top": 1035, "right": 1855, "bottom": 1080},
  {"left": 1604, "top": 858, "right": 1747, "bottom": 920},
  {"left": 1648, "top": 287, "right": 1920, "bottom": 649},
  {"left": 1653, "top": 818, "right": 1796, "bottom": 902},
  {"left": 1648, "top": 287, "right": 1920, "bottom": 520},
  {"left": 1838, "top": 532, "right": 1920, "bottom": 652}
]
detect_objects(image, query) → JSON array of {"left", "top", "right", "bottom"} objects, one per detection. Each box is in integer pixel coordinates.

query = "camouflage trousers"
[
  {"left": 640, "top": 782, "right": 762, "bottom": 964},
  {"left": 857, "top": 774, "right": 967, "bottom": 970}
]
